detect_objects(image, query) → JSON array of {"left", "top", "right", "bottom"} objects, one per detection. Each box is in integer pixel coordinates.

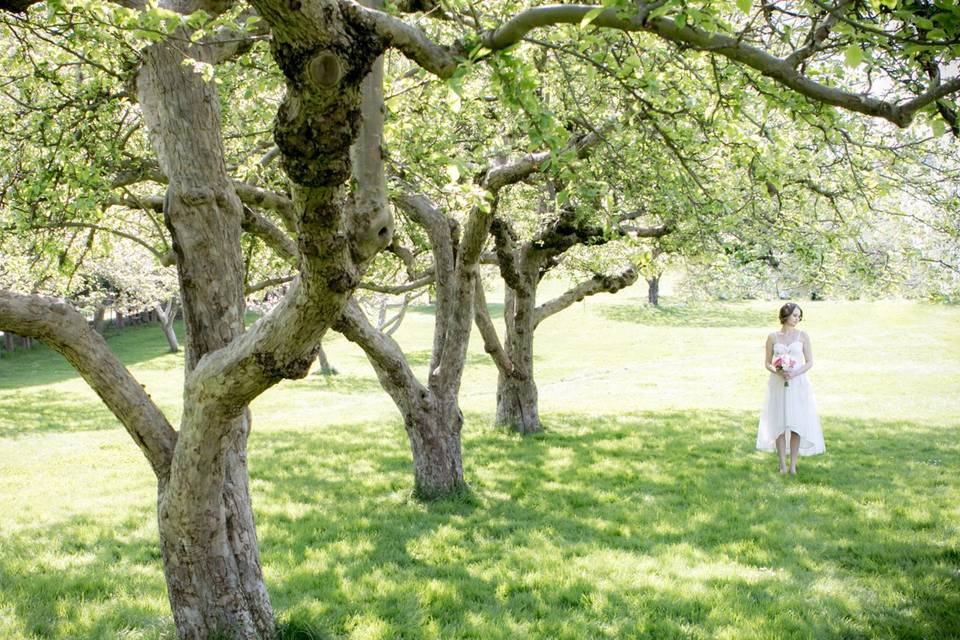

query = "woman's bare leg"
[
  {"left": 776, "top": 433, "right": 787, "bottom": 474},
  {"left": 789, "top": 431, "right": 800, "bottom": 474}
]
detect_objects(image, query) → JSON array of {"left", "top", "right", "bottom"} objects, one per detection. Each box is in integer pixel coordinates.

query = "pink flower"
[{"left": 773, "top": 355, "right": 796, "bottom": 387}]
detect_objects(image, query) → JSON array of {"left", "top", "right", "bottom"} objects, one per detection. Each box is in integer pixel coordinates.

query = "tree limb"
[
  {"left": 482, "top": 127, "right": 606, "bottom": 192},
  {"left": 333, "top": 296, "right": 427, "bottom": 405},
  {"left": 245, "top": 274, "right": 294, "bottom": 295},
  {"left": 359, "top": 270, "right": 434, "bottom": 294},
  {"left": 372, "top": 1, "right": 959, "bottom": 129},
  {"left": 473, "top": 276, "right": 514, "bottom": 376},
  {"left": 340, "top": 0, "right": 459, "bottom": 78},
  {"left": 7, "top": 221, "right": 175, "bottom": 266},
  {"left": 232, "top": 182, "right": 298, "bottom": 233},
  {"left": 533, "top": 266, "right": 638, "bottom": 327},
  {"left": 489, "top": 217, "right": 524, "bottom": 292},
  {"left": 0, "top": 290, "right": 177, "bottom": 481},
  {"left": 241, "top": 205, "right": 298, "bottom": 263},
  {"left": 393, "top": 192, "right": 458, "bottom": 371},
  {"left": 784, "top": 0, "right": 850, "bottom": 69}
]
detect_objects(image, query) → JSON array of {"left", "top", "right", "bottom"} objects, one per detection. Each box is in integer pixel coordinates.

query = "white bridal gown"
[{"left": 756, "top": 338, "right": 825, "bottom": 455}]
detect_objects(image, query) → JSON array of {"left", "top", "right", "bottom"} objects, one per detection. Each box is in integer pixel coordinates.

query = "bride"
[{"left": 756, "top": 302, "right": 825, "bottom": 474}]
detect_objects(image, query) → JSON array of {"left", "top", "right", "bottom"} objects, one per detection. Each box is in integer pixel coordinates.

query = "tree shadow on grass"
[
  {"left": 600, "top": 301, "right": 771, "bottom": 328},
  {"left": 0, "top": 322, "right": 187, "bottom": 391},
  {"left": 0, "top": 511, "right": 173, "bottom": 639},
  {"left": 3, "top": 410, "right": 957, "bottom": 639},
  {"left": 252, "top": 410, "right": 960, "bottom": 639},
  {"left": 0, "top": 389, "right": 119, "bottom": 438}
]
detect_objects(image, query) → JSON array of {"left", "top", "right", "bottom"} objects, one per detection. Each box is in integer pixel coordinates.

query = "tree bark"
[
  {"left": 406, "top": 396, "right": 465, "bottom": 499},
  {"left": 495, "top": 279, "right": 541, "bottom": 434},
  {"left": 316, "top": 342, "right": 336, "bottom": 375},
  {"left": 335, "top": 299, "right": 465, "bottom": 499},
  {"left": 647, "top": 274, "right": 660, "bottom": 306},
  {"left": 155, "top": 300, "right": 180, "bottom": 353},
  {"left": 137, "top": 32, "right": 275, "bottom": 639},
  {"left": 496, "top": 370, "right": 540, "bottom": 434},
  {"left": 158, "top": 411, "right": 273, "bottom": 639},
  {"left": 92, "top": 305, "right": 107, "bottom": 334}
]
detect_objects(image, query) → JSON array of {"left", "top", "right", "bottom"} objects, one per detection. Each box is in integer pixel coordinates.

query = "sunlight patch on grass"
[{"left": 1, "top": 300, "right": 959, "bottom": 638}]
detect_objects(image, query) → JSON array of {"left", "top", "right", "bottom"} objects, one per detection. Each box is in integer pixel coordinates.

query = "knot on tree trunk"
[
  {"left": 307, "top": 51, "right": 342, "bottom": 89},
  {"left": 255, "top": 347, "right": 319, "bottom": 381},
  {"left": 348, "top": 201, "right": 394, "bottom": 263}
]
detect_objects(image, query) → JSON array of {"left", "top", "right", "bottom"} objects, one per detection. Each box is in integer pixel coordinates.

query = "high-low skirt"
[{"left": 756, "top": 372, "right": 825, "bottom": 455}]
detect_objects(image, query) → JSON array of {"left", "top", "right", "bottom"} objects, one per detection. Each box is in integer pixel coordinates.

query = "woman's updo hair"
[{"left": 779, "top": 302, "right": 803, "bottom": 324}]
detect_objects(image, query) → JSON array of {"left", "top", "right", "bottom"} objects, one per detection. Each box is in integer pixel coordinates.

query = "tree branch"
[
  {"left": 7, "top": 221, "right": 175, "bottom": 266},
  {"left": 241, "top": 205, "right": 297, "bottom": 263},
  {"left": 489, "top": 217, "right": 524, "bottom": 292},
  {"left": 0, "top": 291, "right": 177, "bottom": 481},
  {"left": 473, "top": 276, "right": 513, "bottom": 376},
  {"left": 393, "top": 192, "right": 458, "bottom": 372},
  {"left": 359, "top": 270, "right": 434, "bottom": 294},
  {"left": 232, "top": 182, "right": 298, "bottom": 233},
  {"left": 467, "top": 4, "right": 960, "bottom": 129},
  {"left": 339, "top": 0, "right": 459, "bottom": 78},
  {"left": 333, "top": 296, "right": 426, "bottom": 405},
  {"left": 784, "top": 0, "right": 849, "bottom": 69},
  {"left": 245, "top": 274, "right": 294, "bottom": 295},
  {"left": 481, "top": 127, "right": 606, "bottom": 192},
  {"left": 533, "top": 266, "right": 638, "bottom": 327}
]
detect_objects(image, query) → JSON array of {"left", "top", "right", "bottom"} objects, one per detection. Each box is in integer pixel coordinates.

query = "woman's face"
[{"left": 785, "top": 308, "right": 802, "bottom": 327}]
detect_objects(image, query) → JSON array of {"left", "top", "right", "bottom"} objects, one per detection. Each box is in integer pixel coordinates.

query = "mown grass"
[{"left": 1, "top": 287, "right": 958, "bottom": 639}]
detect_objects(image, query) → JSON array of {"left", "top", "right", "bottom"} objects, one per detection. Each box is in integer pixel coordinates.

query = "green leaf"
[
  {"left": 736, "top": 0, "right": 751, "bottom": 12},
  {"left": 843, "top": 44, "right": 862, "bottom": 68},
  {"left": 580, "top": 7, "right": 605, "bottom": 29},
  {"left": 931, "top": 118, "right": 946, "bottom": 137}
]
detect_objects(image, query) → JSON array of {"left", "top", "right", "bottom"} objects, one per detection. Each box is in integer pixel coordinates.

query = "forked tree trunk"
[
  {"left": 155, "top": 300, "right": 180, "bottom": 353},
  {"left": 335, "top": 300, "right": 467, "bottom": 500}
]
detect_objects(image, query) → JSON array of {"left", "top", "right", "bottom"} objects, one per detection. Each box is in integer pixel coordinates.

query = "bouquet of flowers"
[{"left": 772, "top": 355, "right": 797, "bottom": 387}]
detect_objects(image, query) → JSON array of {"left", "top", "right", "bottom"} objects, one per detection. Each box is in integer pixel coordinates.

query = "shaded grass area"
[
  {"left": 0, "top": 322, "right": 186, "bottom": 390},
  {"left": 2, "top": 410, "right": 958, "bottom": 639},
  {"left": 2, "top": 298, "right": 959, "bottom": 639},
  {"left": 600, "top": 300, "right": 772, "bottom": 327}
]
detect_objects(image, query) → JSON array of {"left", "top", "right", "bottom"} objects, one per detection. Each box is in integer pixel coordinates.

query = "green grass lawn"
[{"left": 1, "top": 288, "right": 958, "bottom": 639}]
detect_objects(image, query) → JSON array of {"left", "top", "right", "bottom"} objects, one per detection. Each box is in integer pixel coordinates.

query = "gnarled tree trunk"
[
  {"left": 137, "top": 32, "right": 276, "bottom": 638},
  {"left": 406, "top": 397, "right": 465, "bottom": 498},
  {"left": 479, "top": 203, "right": 650, "bottom": 435}
]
